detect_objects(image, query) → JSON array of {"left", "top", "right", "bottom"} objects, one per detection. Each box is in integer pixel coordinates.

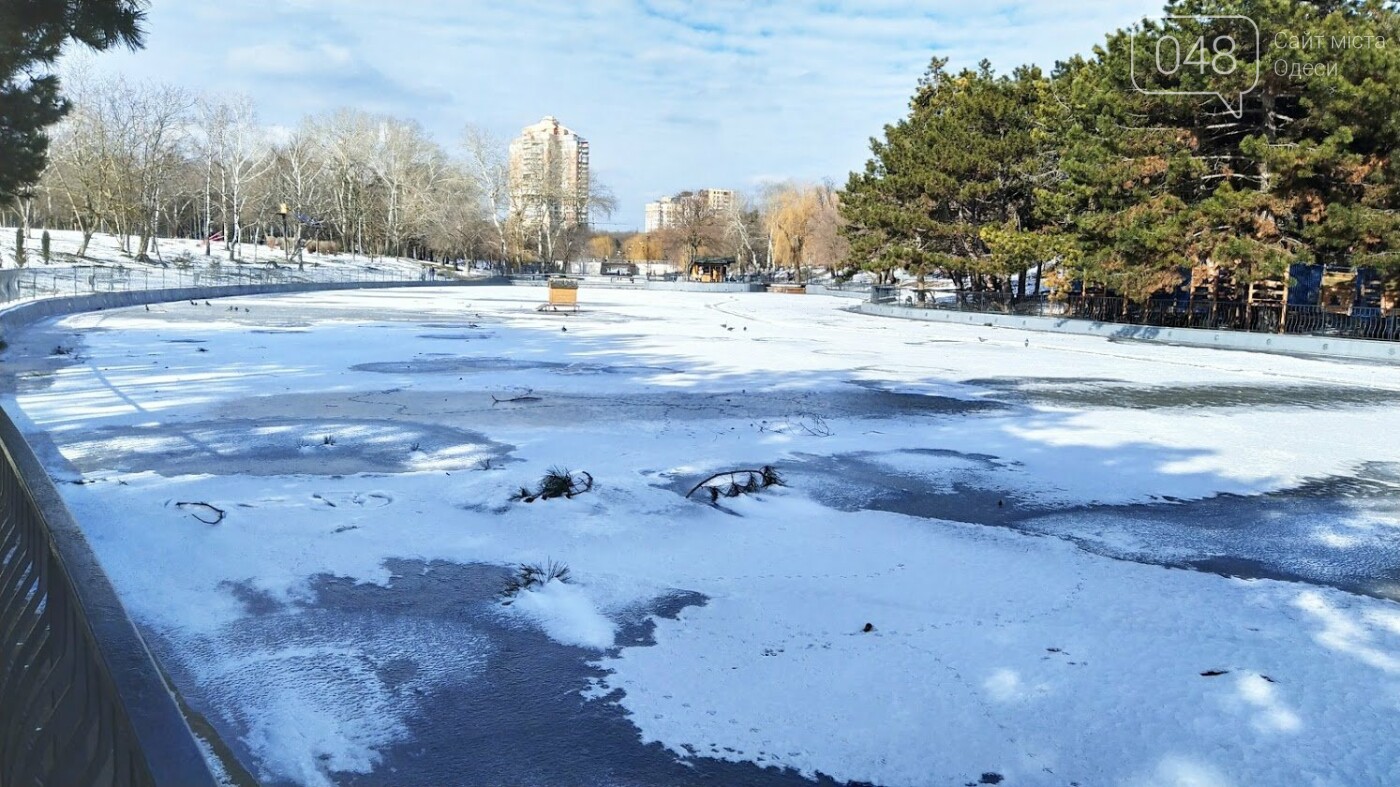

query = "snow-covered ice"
[{"left": 4, "top": 286, "right": 1400, "bottom": 786}]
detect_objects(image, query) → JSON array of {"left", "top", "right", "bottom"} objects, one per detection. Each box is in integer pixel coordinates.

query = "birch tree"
[
  {"left": 215, "top": 95, "right": 271, "bottom": 259},
  {"left": 459, "top": 124, "right": 511, "bottom": 263},
  {"left": 116, "top": 79, "right": 192, "bottom": 260}
]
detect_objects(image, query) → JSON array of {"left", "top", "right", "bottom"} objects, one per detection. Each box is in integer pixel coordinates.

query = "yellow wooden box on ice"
[{"left": 548, "top": 277, "right": 579, "bottom": 307}]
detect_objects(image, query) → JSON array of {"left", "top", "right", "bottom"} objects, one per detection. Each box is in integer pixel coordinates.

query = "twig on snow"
[{"left": 175, "top": 501, "right": 226, "bottom": 525}]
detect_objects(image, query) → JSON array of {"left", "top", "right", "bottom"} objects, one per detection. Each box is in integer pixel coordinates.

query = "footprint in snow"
[{"left": 351, "top": 492, "right": 393, "bottom": 508}]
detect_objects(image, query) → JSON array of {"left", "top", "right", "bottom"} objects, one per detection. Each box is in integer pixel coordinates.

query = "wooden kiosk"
[{"left": 539, "top": 276, "right": 579, "bottom": 313}]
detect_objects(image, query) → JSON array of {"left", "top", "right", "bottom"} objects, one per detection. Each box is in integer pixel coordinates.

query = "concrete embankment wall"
[
  {"left": 641, "top": 281, "right": 766, "bottom": 293},
  {"left": 855, "top": 302, "right": 1400, "bottom": 363},
  {"left": 805, "top": 285, "right": 868, "bottom": 298}
]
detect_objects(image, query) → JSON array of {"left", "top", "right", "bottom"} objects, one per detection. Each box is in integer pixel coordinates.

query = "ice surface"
[{"left": 5, "top": 286, "right": 1400, "bottom": 785}]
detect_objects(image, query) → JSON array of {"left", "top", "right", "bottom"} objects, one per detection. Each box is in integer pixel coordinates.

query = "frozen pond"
[{"left": 4, "top": 286, "right": 1400, "bottom": 786}]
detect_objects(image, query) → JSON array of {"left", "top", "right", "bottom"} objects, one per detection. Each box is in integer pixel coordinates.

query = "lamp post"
[{"left": 276, "top": 203, "right": 296, "bottom": 269}]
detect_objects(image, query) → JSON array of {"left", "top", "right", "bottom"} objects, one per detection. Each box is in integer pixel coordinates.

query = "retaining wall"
[
  {"left": 643, "top": 281, "right": 765, "bottom": 293},
  {"left": 856, "top": 302, "right": 1400, "bottom": 363},
  {"left": 805, "top": 285, "right": 869, "bottom": 298}
]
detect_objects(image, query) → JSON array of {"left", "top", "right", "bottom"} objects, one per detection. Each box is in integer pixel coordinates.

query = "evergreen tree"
[
  {"left": 1054, "top": 0, "right": 1400, "bottom": 297},
  {"left": 844, "top": 0, "right": 1400, "bottom": 305},
  {"left": 0, "top": 0, "right": 146, "bottom": 202},
  {"left": 842, "top": 59, "right": 1050, "bottom": 299},
  {"left": 1045, "top": 32, "right": 1214, "bottom": 302}
]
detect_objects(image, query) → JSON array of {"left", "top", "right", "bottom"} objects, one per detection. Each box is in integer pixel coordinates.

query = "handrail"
[
  {"left": 876, "top": 290, "right": 1400, "bottom": 343},
  {"left": 0, "top": 407, "right": 217, "bottom": 785}
]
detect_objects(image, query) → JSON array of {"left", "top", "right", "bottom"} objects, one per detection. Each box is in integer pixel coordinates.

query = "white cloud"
[
  {"left": 78, "top": 0, "right": 1165, "bottom": 229},
  {"left": 226, "top": 42, "right": 356, "bottom": 77}
]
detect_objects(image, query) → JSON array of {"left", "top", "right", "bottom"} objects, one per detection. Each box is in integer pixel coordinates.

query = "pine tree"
[
  {"left": 1045, "top": 28, "right": 1215, "bottom": 303},
  {"left": 1047, "top": 0, "right": 1400, "bottom": 301},
  {"left": 0, "top": 0, "right": 147, "bottom": 202},
  {"left": 843, "top": 0, "right": 1400, "bottom": 306},
  {"left": 842, "top": 59, "right": 1051, "bottom": 300}
]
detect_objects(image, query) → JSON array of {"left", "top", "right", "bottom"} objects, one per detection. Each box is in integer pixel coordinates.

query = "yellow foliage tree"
[
  {"left": 764, "top": 184, "right": 822, "bottom": 283},
  {"left": 589, "top": 235, "right": 618, "bottom": 260},
  {"left": 622, "top": 232, "right": 664, "bottom": 263}
]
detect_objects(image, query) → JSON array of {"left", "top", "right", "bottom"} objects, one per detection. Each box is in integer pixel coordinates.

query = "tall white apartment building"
[{"left": 508, "top": 116, "right": 591, "bottom": 229}]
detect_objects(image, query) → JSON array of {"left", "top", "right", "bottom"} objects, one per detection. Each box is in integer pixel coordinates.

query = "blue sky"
[{"left": 87, "top": 0, "right": 1164, "bottom": 229}]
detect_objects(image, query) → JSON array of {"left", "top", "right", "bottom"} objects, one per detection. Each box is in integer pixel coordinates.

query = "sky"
[{"left": 82, "top": 0, "right": 1165, "bottom": 230}]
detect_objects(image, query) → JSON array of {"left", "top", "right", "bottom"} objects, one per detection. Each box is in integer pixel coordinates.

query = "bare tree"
[
  {"left": 366, "top": 116, "right": 445, "bottom": 258},
  {"left": 47, "top": 73, "right": 192, "bottom": 261},
  {"left": 42, "top": 67, "right": 119, "bottom": 257},
  {"left": 421, "top": 162, "right": 489, "bottom": 264},
  {"left": 310, "top": 109, "right": 379, "bottom": 259},
  {"left": 623, "top": 231, "right": 666, "bottom": 267},
  {"left": 193, "top": 98, "right": 230, "bottom": 255},
  {"left": 660, "top": 191, "right": 721, "bottom": 267},
  {"left": 460, "top": 124, "right": 511, "bottom": 264},
  {"left": 261, "top": 123, "right": 330, "bottom": 264},
  {"left": 118, "top": 79, "right": 193, "bottom": 261},
  {"left": 217, "top": 95, "right": 272, "bottom": 260},
  {"left": 720, "top": 192, "right": 763, "bottom": 272}
]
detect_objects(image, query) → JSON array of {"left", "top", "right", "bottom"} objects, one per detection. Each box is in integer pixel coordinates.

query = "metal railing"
[
  {"left": 0, "top": 409, "right": 217, "bottom": 785},
  {"left": 874, "top": 288, "right": 1400, "bottom": 343},
  {"left": 816, "top": 280, "right": 874, "bottom": 292},
  {"left": 0, "top": 258, "right": 436, "bottom": 305},
  {"left": 1062, "top": 296, "right": 1400, "bottom": 341}
]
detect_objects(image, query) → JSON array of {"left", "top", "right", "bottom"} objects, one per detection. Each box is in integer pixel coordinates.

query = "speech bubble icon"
[{"left": 1129, "top": 15, "right": 1260, "bottom": 119}]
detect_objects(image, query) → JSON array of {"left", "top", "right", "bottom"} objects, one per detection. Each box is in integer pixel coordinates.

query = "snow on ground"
[
  {"left": 4, "top": 287, "right": 1400, "bottom": 786},
  {"left": 0, "top": 228, "right": 437, "bottom": 289}
]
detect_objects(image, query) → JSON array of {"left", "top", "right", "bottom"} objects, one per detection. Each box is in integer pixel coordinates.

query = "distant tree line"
[
  {"left": 18, "top": 63, "right": 582, "bottom": 267},
  {"left": 613, "top": 183, "right": 847, "bottom": 280},
  {"left": 842, "top": 0, "right": 1400, "bottom": 305},
  {"left": 2, "top": 1, "right": 852, "bottom": 277},
  {"left": 12, "top": 60, "right": 852, "bottom": 275}
]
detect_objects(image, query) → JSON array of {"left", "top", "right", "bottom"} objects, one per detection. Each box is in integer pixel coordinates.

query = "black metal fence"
[
  {"left": 1063, "top": 296, "right": 1400, "bottom": 341},
  {"left": 0, "top": 410, "right": 216, "bottom": 786},
  {"left": 872, "top": 288, "right": 1400, "bottom": 342},
  {"left": 0, "top": 260, "right": 426, "bottom": 305}
]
